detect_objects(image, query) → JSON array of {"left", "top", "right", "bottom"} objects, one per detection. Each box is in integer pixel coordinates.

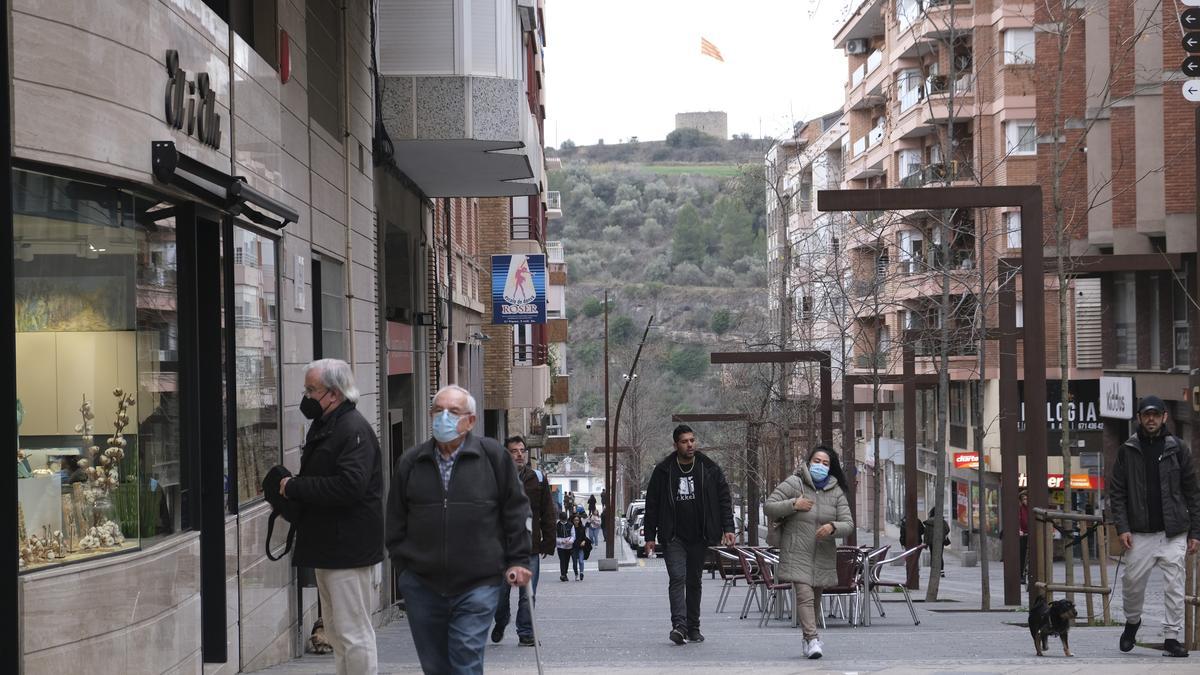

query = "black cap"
[{"left": 1138, "top": 395, "right": 1166, "bottom": 414}]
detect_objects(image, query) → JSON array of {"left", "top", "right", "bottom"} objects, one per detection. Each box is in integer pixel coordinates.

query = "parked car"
[
  {"left": 630, "top": 514, "right": 646, "bottom": 557},
  {"left": 624, "top": 500, "right": 645, "bottom": 545}
]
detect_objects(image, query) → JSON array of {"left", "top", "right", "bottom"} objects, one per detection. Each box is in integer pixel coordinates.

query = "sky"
[{"left": 543, "top": 0, "right": 852, "bottom": 147}]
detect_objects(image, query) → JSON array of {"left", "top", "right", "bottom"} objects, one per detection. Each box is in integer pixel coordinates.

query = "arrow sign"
[
  {"left": 1183, "top": 79, "right": 1200, "bottom": 103},
  {"left": 1185, "top": 32, "right": 1200, "bottom": 53},
  {"left": 1186, "top": 56, "right": 1200, "bottom": 76},
  {"left": 1186, "top": 8, "right": 1200, "bottom": 26}
]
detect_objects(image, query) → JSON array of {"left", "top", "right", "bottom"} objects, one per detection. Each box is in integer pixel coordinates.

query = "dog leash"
[{"left": 1103, "top": 548, "right": 1125, "bottom": 616}]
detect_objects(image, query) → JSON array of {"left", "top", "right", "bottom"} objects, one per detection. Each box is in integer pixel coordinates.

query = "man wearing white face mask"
[{"left": 387, "top": 385, "right": 532, "bottom": 674}]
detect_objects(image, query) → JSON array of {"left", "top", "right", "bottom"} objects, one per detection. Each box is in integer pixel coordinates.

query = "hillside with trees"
[{"left": 547, "top": 134, "right": 774, "bottom": 499}]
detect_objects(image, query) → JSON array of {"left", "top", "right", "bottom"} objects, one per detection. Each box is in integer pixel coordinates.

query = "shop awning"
[{"left": 151, "top": 141, "right": 299, "bottom": 229}]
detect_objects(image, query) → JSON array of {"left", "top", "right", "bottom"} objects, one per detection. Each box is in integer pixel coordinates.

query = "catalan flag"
[{"left": 700, "top": 37, "right": 724, "bottom": 63}]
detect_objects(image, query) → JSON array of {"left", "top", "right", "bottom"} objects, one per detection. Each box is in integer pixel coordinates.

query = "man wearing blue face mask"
[{"left": 387, "top": 385, "right": 532, "bottom": 674}]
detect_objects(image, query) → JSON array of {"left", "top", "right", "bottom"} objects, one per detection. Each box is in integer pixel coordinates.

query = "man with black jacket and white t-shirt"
[
  {"left": 279, "top": 358, "right": 384, "bottom": 674},
  {"left": 644, "top": 424, "right": 736, "bottom": 645},
  {"left": 1109, "top": 395, "right": 1200, "bottom": 658}
]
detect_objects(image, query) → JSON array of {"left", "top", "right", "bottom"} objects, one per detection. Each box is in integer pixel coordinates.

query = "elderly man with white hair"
[
  {"left": 279, "top": 358, "right": 384, "bottom": 674},
  {"left": 388, "top": 384, "right": 532, "bottom": 675}
]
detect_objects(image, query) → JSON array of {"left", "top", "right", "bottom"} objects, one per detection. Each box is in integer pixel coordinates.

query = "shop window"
[
  {"left": 308, "top": 0, "right": 344, "bottom": 138},
  {"left": 233, "top": 227, "right": 281, "bottom": 504},
  {"left": 313, "top": 255, "right": 347, "bottom": 359},
  {"left": 14, "top": 170, "right": 186, "bottom": 571}
]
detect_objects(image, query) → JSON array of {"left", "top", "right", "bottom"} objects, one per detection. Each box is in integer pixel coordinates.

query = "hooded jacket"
[
  {"left": 763, "top": 465, "right": 854, "bottom": 587},
  {"left": 643, "top": 451, "right": 734, "bottom": 546},
  {"left": 1109, "top": 428, "right": 1200, "bottom": 540},
  {"left": 387, "top": 434, "right": 531, "bottom": 596}
]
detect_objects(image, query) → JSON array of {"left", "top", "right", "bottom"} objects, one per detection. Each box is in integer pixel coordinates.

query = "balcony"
[
  {"left": 854, "top": 352, "right": 888, "bottom": 369},
  {"left": 550, "top": 373, "right": 569, "bottom": 404},
  {"left": 899, "top": 161, "right": 974, "bottom": 187},
  {"left": 546, "top": 240, "right": 565, "bottom": 264},
  {"left": 377, "top": 0, "right": 544, "bottom": 197},
  {"left": 921, "top": 0, "right": 973, "bottom": 40},
  {"left": 547, "top": 191, "right": 562, "bottom": 219},
  {"left": 511, "top": 216, "right": 542, "bottom": 242},
  {"left": 834, "top": 0, "right": 885, "bottom": 50}
]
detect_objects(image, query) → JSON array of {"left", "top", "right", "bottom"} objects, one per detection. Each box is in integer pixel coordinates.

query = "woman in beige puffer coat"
[{"left": 763, "top": 446, "right": 853, "bottom": 659}]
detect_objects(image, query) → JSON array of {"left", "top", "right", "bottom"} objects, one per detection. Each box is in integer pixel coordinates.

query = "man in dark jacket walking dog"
[
  {"left": 1110, "top": 395, "right": 1200, "bottom": 657},
  {"left": 491, "top": 434, "right": 556, "bottom": 646},
  {"left": 279, "top": 358, "right": 384, "bottom": 674},
  {"left": 388, "top": 385, "right": 531, "bottom": 674},
  {"left": 644, "top": 424, "right": 736, "bottom": 645}
]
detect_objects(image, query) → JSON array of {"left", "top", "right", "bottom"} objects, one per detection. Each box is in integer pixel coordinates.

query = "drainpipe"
[{"left": 342, "top": 1, "right": 356, "bottom": 371}]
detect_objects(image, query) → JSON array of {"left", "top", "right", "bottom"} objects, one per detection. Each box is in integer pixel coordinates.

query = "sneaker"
[
  {"left": 1164, "top": 639, "right": 1189, "bottom": 657},
  {"left": 560, "top": 574, "right": 568, "bottom": 582},
  {"left": 687, "top": 628, "right": 704, "bottom": 643},
  {"left": 580, "top": 572, "right": 585, "bottom": 580},
  {"left": 518, "top": 635, "right": 536, "bottom": 647},
  {"left": 490, "top": 623, "right": 505, "bottom": 644},
  {"left": 801, "top": 638, "right": 811, "bottom": 658},
  {"left": 807, "top": 637, "right": 824, "bottom": 659},
  {"left": 669, "top": 627, "right": 687, "bottom": 645},
  {"left": 1119, "top": 621, "right": 1140, "bottom": 653}
]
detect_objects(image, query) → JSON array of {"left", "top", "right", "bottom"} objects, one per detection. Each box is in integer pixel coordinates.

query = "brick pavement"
[{"left": 259, "top": 528, "right": 1193, "bottom": 674}]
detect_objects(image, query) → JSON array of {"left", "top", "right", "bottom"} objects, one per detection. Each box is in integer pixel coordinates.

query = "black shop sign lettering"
[{"left": 164, "top": 50, "right": 222, "bottom": 149}]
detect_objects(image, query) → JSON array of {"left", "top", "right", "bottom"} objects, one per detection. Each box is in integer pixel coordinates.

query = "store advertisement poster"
[{"left": 491, "top": 254, "right": 546, "bottom": 325}]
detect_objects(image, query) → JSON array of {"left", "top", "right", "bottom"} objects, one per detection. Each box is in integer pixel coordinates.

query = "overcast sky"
[{"left": 543, "top": 0, "right": 850, "bottom": 147}]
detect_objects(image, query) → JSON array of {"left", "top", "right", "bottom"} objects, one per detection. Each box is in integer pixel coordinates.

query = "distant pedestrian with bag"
[
  {"left": 555, "top": 511, "right": 575, "bottom": 581},
  {"left": 644, "top": 424, "right": 736, "bottom": 645},
  {"left": 585, "top": 507, "right": 602, "bottom": 547},
  {"left": 272, "top": 359, "right": 383, "bottom": 675},
  {"left": 923, "top": 508, "right": 950, "bottom": 578},
  {"left": 764, "top": 446, "right": 854, "bottom": 660},
  {"left": 386, "top": 385, "right": 532, "bottom": 675}
]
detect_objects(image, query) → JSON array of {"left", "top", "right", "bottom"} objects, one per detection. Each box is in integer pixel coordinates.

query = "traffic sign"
[
  {"left": 1186, "top": 8, "right": 1200, "bottom": 27},
  {"left": 1185, "top": 56, "right": 1200, "bottom": 77},
  {"left": 1185, "top": 32, "right": 1200, "bottom": 53},
  {"left": 1184, "top": 80, "right": 1200, "bottom": 102}
]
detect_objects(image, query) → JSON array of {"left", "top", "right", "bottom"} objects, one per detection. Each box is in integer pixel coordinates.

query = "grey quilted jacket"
[{"left": 763, "top": 466, "right": 854, "bottom": 587}]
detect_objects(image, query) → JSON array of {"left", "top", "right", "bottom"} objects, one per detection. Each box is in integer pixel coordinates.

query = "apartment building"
[{"left": 769, "top": 0, "right": 1194, "bottom": 548}]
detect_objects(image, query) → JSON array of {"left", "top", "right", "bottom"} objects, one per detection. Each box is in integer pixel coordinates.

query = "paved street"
[{"left": 260, "top": 528, "right": 1192, "bottom": 674}]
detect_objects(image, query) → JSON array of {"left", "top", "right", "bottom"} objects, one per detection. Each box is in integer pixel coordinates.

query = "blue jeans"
[
  {"left": 398, "top": 570, "right": 503, "bottom": 675},
  {"left": 493, "top": 555, "right": 540, "bottom": 637},
  {"left": 586, "top": 526, "right": 601, "bottom": 547},
  {"left": 574, "top": 547, "right": 585, "bottom": 574}
]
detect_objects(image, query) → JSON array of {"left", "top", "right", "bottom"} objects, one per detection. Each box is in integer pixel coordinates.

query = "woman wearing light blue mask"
[{"left": 764, "top": 446, "right": 853, "bottom": 660}]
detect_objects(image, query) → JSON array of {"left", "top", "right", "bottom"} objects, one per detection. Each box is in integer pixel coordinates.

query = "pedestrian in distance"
[
  {"left": 555, "top": 511, "right": 575, "bottom": 581},
  {"left": 764, "top": 446, "right": 854, "bottom": 660},
  {"left": 564, "top": 491, "right": 576, "bottom": 516},
  {"left": 923, "top": 508, "right": 950, "bottom": 578},
  {"left": 571, "top": 513, "right": 589, "bottom": 579},
  {"left": 386, "top": 385, "right": 532, "bottom": 675},
  {"left": 491, "top": 435, "right": 556, "bottom": 648},
  {"left": 1018, "top": 490, "right": 1030, "bottom": 585},
  {"left": 585, "top": 506, "right": 602, "bottom": 547},
  {"left": 276, "top": 359, "right": 384, "bottom": 674},
  {"left": 898, "top": 513, "right": 924, "bottom": 549},
  {"left": 588, "top": 493, "right": 597, "bottom": 513},
  {"left": 644, "top": 424, "right": 736, "bottom": 645},
  {"left": 1109, "top": 395, "right": 1200, "bottom": 658}
]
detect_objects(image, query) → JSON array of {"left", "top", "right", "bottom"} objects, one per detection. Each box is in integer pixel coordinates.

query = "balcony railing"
[
  {"left": 853, "top": 136, "right": 867, "bottom": 156},
  {"left": 546, "top": 240, "right": 565, "bottom": 264},
  {"left": 854, "top": 353, "right": 888, "bottom": 369},
  {"left": 852, "top": 63, "right": 867, "bottom": 87},
  {"left": 899, "top": 85, "right": 924, "bottom": 112},
  {"left": 866, "top": 50, "right": 883, "bottom": 75},
  {"left": 899, "top": 161, "right": 974, "bottom": 187},
  {"left": 547, "top": 191, "right": 561, "bottom": 210},
  {"left": 511, "top": 216, "right": 542, "bottom": 242},
  {"left": 513, "top": 343, "right": 547, "bottom": 366},
  {"left": 868, "top": 124, "right": 885, "bottom": 147},
  {"left": 927, "top": 73, "right": 974, "bottom": 96}
]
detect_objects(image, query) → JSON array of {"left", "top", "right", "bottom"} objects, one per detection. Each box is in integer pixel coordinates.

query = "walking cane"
[{"left": 519, "top": 581, "right": 545, "bottom": 675}]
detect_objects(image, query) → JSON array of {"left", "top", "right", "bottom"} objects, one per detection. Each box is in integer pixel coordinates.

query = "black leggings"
[{"left": 558, "top": 548, "right": 573, "bottom": 577}]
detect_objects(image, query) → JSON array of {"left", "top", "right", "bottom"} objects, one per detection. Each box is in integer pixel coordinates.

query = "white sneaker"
[
  {"left": 801, "top": 639, "right": 811, "bottom": 658},
  {"left": 807, "top": 638, "right": 824, "bottom": 659}
]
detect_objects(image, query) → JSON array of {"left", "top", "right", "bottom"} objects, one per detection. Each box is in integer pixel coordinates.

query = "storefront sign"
[
  {"left": 164, "top": 50, "right": 222, "bottom": 149},
  {"left": 1018, "top": 379, "right": 1103, "bottom": 432},
  {"left": 953, "top": 451, "right": 979, "bottom": 469},
  {"left": 1099, "top": 376, "right": 1134, "bottom": 420},
  {"left": 491, "top": 254, "right": 546, "bottom": 324},
  {"left": 1018, "top": 472, "right": 1104, "bottom": 490}
]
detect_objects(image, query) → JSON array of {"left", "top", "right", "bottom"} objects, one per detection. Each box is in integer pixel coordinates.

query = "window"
[
  {"left": 950, "top": 382, "right": 968, "bottom": 426},
  {"left": 14, "top": 170, "right": 186, "bottom": 571},
  {"left": 569, "top": 479, "right": 579, "bottom": 492},
  {"left": 202, "top": 1, "right": 278, "bottom": 68},
  {"left": 1113, "top": 272, "right": 1137, "bottom": 367},
  {"left": 233, "top": 228, "right": 280, "bottom": 504},
  {"left": 1003, "top": 28, "right": 1035, "bottom": 64},
  {"left": 308, "top": 0, "right": 344, "bottom": 138},
  {"left": 1173, "top": 273, "right": 1190, "bottom": 368},
  {"left": 1005, "top": 120, "right": 1037, "bottom": 156},
  {"left": 1004, "top": 211, "right": 1022, "bottom": 249},
  {"left": 312, "top": 256, "right": 346, "bottom": 360}
]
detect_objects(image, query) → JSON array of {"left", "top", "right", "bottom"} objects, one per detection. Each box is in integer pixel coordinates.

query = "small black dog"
[{"left": 1028, "top": 594, "right": 1078, "bottom": 657}]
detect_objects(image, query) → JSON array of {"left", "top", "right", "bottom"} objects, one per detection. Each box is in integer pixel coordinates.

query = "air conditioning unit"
[{"left": 846, "top": 39, "right": 869, "bottom": 55}]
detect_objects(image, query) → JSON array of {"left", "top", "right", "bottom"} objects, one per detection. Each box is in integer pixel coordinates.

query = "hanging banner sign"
[{"left": 491, "top": 254, "right": 546, "bottom": 324}]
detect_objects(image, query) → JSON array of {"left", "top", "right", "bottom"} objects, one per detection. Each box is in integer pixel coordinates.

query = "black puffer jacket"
[
  {"left": 287, "top": 401, "right": 385, "bottom": 569},
  {"left": 387, "top": 434, "right": 531, "bottom": 596},
  {"left": 1110, "top": 429, "right": 1200, "bottom": 540},
  {"left": 643, "top": 451, "right": 734, "bottom": 546}
]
